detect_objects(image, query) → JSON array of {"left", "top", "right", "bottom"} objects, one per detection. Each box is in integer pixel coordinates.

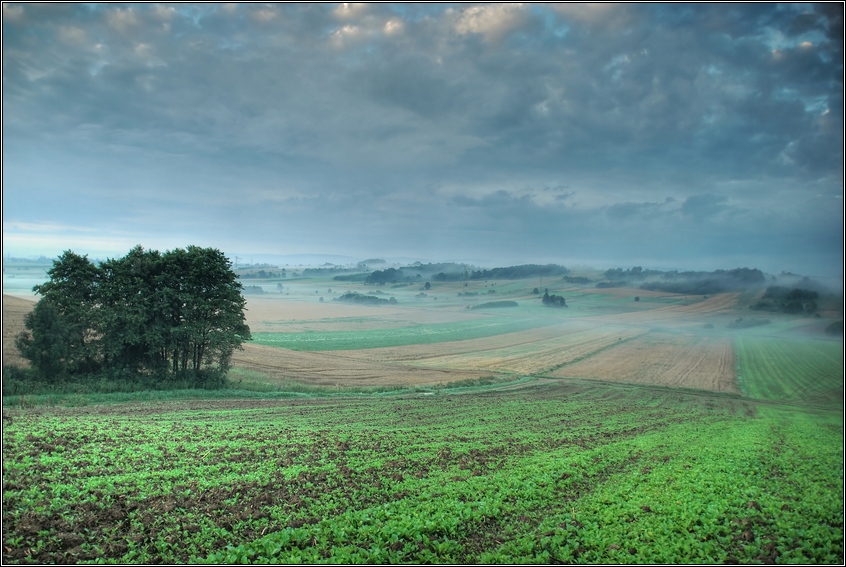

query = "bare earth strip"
[
  {"left": 3, "top": 295, "right": 34, "bottom": 368},
  {"left": 350, "top": 326, "right": 648, "bottom": 376},
  {"left": 584, "top": 293, "right": 740, "bottom": 325},
  {"left": 244, "top": 296, "right": 484, "bottom": 332},
  {"left": 549, "top": 332, "right": 739, "bottom": 393},
  {"left": 231, "top": 343, "right": 488, "bottom": 387}
]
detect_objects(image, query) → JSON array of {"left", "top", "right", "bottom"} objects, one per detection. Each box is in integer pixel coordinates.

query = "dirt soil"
[
  {"left": 550, "top": 332, "right": 739, "bottom": 393},
  {"left": 3, "top": 295, "right": 34, "bottom": 368},
  {"left": 232, "top": 343, "right": 488, "bottom": 387}
]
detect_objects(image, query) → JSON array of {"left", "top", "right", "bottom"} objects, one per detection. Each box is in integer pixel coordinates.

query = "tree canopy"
[{"left": 17, "top": 246, "right": 251, "bottom": 386}]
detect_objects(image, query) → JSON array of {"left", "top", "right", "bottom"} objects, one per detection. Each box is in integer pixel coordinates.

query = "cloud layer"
[{"left": 3, "top": 3, "right": 843, "bottom": 275}]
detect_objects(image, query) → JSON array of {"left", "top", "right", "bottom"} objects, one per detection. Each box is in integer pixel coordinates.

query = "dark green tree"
[
  {"left": 15, "top": 299, "right": 70, "bottom": 381},
  {"left": 172, "top": 246, "right": 251, "bottom": 381},
  {"left": 19, "top": 245, "right": 251, "bottom": 387},
  {"left": 31, "top": 251, "right": 101, "bottom": 374},
  {"left": 98, "top": 246, "right": 167, "bottom": 374}
]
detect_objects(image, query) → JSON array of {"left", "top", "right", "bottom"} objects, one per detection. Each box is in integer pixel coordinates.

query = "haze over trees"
[
  {"left": 541, "top": 292, "right": 567, "bottom": 308},
  {"left": 16, "top": 246, "right": 251, "bottom": 387}
]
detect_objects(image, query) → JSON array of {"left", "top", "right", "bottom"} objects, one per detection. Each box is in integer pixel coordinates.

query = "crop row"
[
  {"left": 250, "top": 317, "right": 548, "bottom": 351},
  {"left": 735, "top": 337, "right": 843, "bottom": 405},
  {"left": 3, "top": 382, "right": 841, "bottom": 564}
]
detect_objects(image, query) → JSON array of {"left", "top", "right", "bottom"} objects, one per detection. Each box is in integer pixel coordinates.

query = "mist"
[{"left": 3, "top": 3, "right": 843, "bottom": 281}]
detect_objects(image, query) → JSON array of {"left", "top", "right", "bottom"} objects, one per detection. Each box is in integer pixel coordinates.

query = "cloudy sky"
[{"left": 3, "top": 3, "right": 843, "bottom": 276}]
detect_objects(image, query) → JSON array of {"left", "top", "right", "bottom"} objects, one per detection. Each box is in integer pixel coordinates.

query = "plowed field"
[
  {"left": 354, "top": 326, "right": 647, "bottom": 376},
  {"left": 549, "top": 332, "right": 739, "bottom": 393},
  {"left": 234, "top": 291, "right": 744, "bottom": 392},
  {"left": 2, "top": 295, "right": 33, "bottom": 368},
  {"left": 232, "top": 343, "right": 488, "bottom": 387}
]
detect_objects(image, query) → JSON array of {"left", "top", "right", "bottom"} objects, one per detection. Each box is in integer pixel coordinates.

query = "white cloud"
[
  {"left": 105, "top": 7, "right": 139, "bottom": 32},
  {"left": 452, "top": 3, "right": 528, "bottom": 42},
  {"left": 333, "top": 3, "right": 369, "bottom": 20},
  {"left": 383, "top": 18, "right": 404, "bottom": 36}
]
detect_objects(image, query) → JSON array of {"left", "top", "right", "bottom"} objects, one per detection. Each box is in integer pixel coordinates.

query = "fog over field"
[
  {"left": 2, "top": 7, "right": 844, "bottom": 555},
  {"left": 2, "top": 3, "right": 843, "bottom": 278}
]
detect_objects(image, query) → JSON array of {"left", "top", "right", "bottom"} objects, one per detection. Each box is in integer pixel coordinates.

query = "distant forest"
[{"left": 358, "top": 263, "right": 571, "bottom": 285}]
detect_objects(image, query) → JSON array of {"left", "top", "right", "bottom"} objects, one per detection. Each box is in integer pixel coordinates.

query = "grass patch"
[{"left": 251, "top": 318, "right": 550, "bottom": 351}]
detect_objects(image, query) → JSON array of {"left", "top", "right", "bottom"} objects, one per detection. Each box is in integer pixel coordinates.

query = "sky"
[{"left": 3, "top": 3, "right": 843, "bottom": 277}]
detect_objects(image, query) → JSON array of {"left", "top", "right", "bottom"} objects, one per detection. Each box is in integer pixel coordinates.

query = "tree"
[
  {"left": 15, "top": 299, "right": 70, "bottom": 381},
  {"left": 172, "top": 246, "right": 251, "bottom": 381},
  {"left": 98, "top": 246, "right": 167, "bottom": 374},
  {"left": 31, "top": 251, "right": 101, "bottom": 374},
  {"left": 542, "top": 292, "right": 567, "bottom": 308},
  {"left": 19, "top": 245, "right": 251, "bottom": 387}
]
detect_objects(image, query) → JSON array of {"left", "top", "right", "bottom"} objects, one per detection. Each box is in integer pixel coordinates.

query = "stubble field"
[{"left": 2, "top": 273, "right": 843, "bottom": 564}]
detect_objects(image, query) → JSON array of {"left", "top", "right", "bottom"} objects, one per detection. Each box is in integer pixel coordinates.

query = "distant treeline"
[
  {"left": 541, "top": 292, "right": 567, "bottom": 307},
  {"left": 638, "top": 268, "right": 765, "bottom": 294},
  {"left": 333, "top": 292, "right": 397, "bottom": 305},
  {"left": 360, "top": 263, "right": 570, "bottom": 285},
  {"left": 751, "top": 287, "right": 819, "bottom": 314},
  {"left": 594, "top": 267, "right": 766, "bottom": 295},
  {"left": 239, "top": 270, "right": 283, "bottom": 279},
  {"left": 444, "top": 264, "right": 569, "bottom": 282},
  {"left": 563, "top": 276, "right": 592, "bottom": 284},
  {"left": 332, "top": 273, "right": 370, "bottom": 282}
]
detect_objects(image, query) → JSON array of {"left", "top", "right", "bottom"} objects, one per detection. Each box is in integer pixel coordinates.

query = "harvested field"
[
  {"left": 585, "top": 292, "right": 740, "bottom": 325},
  {"left": 2, "top": 295, "right": 34, "bottom": 368},
  {"left": 550, "top": 332, "right": 739, "bottom": 393},
  {"left": 357, "top": 326, "right": 647, "bottom": 377},
  {"left": 244, "top": 296, "right": 483, "bottom": 333},
  {"left": 231, "top": 343, "right": 487, "bottom": 387}
]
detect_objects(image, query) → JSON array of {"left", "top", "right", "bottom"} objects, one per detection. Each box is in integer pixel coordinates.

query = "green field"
[
  {"left": 251, "top": 317, "right": 551, "bottom": 351},
  {"left": 736, "top": 337, "right": 843, "bottom": 406},
  {"left": 2, "top": 380, "right": 842, "bottom": 564}
]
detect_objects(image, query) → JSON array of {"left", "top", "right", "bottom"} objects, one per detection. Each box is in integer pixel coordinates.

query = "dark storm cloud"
[{"left": 2, "top": 3, "right": 842, "bottom": 276}]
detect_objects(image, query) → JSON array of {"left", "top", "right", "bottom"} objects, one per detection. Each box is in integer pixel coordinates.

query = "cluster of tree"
[
  {"left": 242, "top": 285, "right": 266, "bottom": 295},
  {"left": 751, "top": 287, "right": 819, "bottom": 314},
  {"left": 542, "top": 292, "right": 567, "bottom": 307},
  {"left": 238, "top": 269, "right": 283, "bottom": 279},
  {"left": 468, "top": 301, "right": 518, "bottom": 310},
  {"left": 333, "top": 292, "right": 397, "bottom": 305},
  {"left": 365, "top": 268, "right": 415, "bottom": 285},
  {"left": 639, "top": 268, "right": 765, "bottom": 295},
  {"left": 603, "top": 266, "right": 664, "bottom": 280},
  {"left": 332, "top": 273, "right": 369, "bottom": 282},
  {"left": 563, "top": 276, "right": 592, "bottom": 284},
  {"left": 16, "top": 246, "right": 251, "bottom": 386},
  {"left": 407, "top": 262, "right": 472, "bottom": 280},
  {"left": 434, "top": 264, "right": 570, "bottom": 282}
]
